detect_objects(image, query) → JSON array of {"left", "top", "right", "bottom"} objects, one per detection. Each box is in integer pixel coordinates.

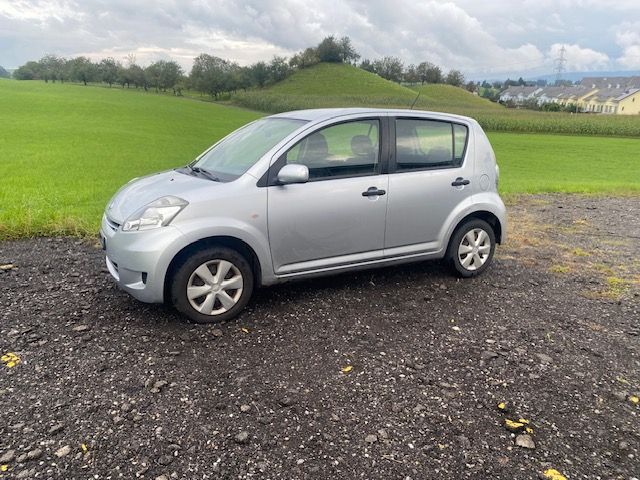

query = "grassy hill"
[
  {"left": 233, "top": 63, "right": 640, "bottom": 137},
  {"left": 409, "top": 83, "right": 503, "bottom": 111},
  {"left": 233, "top": 63, "right": 418, "bottom": 112},
  {"left": 234, "top": 63, "right": 505, "bottom": 114},
  {"left": 268, "top": 63, "right": 413, "bottom": 97}
]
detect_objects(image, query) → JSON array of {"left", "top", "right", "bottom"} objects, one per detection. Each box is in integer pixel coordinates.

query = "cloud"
[
  {"left": 615, "top": 22, "right": 640, "bottom": 69},
  {"left": 0, "top": 0, "right": 633, "bottom": 77},
  {"left": 548, "top": 43, "right": 610, "bottom": 71}
]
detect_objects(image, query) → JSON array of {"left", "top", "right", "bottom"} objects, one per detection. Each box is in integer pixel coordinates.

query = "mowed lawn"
[
  {"left": 0, "top": 79, "right": 260, "bottom": 238},
  {"left": 490, "top": 133, "right": 640, "bottom": 194},
  {"left": 1, "top": 79, "right": 639, "bottom": 239}
]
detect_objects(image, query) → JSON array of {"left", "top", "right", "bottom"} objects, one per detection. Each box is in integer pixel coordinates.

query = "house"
[
  {"left": 580, "top": 88, "right": 640, "bottom": 114},
  {"left": 499, "top": 76, "right": 640, "bottom": 114}
]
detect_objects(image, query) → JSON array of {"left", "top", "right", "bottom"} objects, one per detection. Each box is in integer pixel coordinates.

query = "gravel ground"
[{"left": 0, "top": 194, "right": 638, "bottom": 480}]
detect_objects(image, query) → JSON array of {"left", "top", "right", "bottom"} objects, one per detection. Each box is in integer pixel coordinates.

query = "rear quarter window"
[{"left": 395, "top": 119, "right": 468, "bottom": 171}]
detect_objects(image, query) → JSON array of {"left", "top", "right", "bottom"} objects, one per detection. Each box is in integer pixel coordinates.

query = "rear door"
[
  {"left": 384, "top": 117, "right": 473, "bottom": 256},
  {"left": 267, "top": 117, "right": 390, "bottom": 275}
]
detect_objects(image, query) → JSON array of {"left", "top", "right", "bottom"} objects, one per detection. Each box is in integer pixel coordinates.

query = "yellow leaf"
[
  {"left": 497, "top": 402, "right": 506, "bottom": 410},
  {"left": 616, "top": 376, "right": 630, "bottom": 385},
  {"left": 517, "top": 418, "right": 530, "bottom": 424},
  {"left": 2, "top": 352, "right": 20, "bottom": 368},
  {"left": 629, "top": 395, "right": 639, "bottom": 404},
  {"left": 1, "top": 464, "right": 8, "bottom": 472},
  {"left": 241, "top": 328, "right": 249, "bottom": 334},
  {"left": 81, "top": 443, "right": 88, "bottom": 453},
  {"left": 505, "top": 419, "right": 525, "bottom": 432},
  {"left": 341, "top": 365, "right": 353, "bottom": 374},
  {"left": 543, "top": 468, "right": 567, "bottom": 480},
  {"left": 525, "top": 427, "right": 534, "bottom": 434}
]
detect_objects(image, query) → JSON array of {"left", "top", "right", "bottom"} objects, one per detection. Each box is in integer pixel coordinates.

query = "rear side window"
[
  {"left": 284, "top": 119, "right": 380, "bottom": 181},
  {"left": 395, "top": 119, "right": 468, "bottom": 171}
]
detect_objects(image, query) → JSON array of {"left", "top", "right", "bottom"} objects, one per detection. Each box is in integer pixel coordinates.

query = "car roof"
[{"left": 269, "top": 107, "right": 475, "bottom": 124}]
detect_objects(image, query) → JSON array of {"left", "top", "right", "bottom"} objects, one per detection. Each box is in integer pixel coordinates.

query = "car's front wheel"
[
  {"left": 448, "top": 218, "right": 496, "bottom": 277},
  {"left": 170, "top": 246, "right": 254, "bottom": 323}
]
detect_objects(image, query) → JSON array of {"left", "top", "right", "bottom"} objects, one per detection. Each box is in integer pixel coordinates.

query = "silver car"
[{"left": 100, "top": 108, "right": 506, "bottom": 323}]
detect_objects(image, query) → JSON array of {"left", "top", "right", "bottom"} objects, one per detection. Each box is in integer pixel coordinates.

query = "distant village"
[{"left": 499, "top": 76, "right": 640, "bottom": 115}]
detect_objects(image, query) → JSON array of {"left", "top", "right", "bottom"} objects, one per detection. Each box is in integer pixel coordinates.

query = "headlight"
[{"left": 122, "top": 196, "right": 188, "bottom": 232}]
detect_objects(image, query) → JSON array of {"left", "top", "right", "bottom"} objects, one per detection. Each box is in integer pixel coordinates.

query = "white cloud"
[
  {"left": 548, "top": 43, "right": 610, "bottom": 71},
  {"left": 615, "top": 22, "right": 640, "bottom": 69}
]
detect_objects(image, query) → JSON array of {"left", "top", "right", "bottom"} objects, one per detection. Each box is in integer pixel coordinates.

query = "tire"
[
  {"left": 170, "top": 246, "right": 254, "bottom": 323},
  {"left": 447, "top": 218, "right": 496, "bottom": 278}
]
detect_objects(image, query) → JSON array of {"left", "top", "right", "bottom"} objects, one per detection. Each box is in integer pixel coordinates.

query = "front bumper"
[{"left": 100, "top": 215, "right": 186, "bottom": 303}]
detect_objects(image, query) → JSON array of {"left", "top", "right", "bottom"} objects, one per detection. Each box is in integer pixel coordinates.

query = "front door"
[
  {"left": 384, "top": 117, "right": 474, "bottom": 255},
  {"left": 267, "top": 118, "right": 388, "bottom": 275}
]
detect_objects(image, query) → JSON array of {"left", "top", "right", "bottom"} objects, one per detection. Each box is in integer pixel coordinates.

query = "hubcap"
[
  {"left": 458, "top": 228, "right": 491, "bottom": 271},
  {"left": 186, "top": 260, "right": 243, "bottom": 315}
]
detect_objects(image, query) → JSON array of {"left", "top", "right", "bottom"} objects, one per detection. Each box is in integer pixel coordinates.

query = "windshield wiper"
[{"left": 188, "top": 165, "right": 221, "bottom": 182}]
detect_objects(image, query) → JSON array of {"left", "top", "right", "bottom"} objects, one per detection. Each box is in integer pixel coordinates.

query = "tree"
[
  {"left": 267, "top": 56, "right": 290, "bottom": 84},
  {"left": 0, "top": 65, "right": 10, "bottom": 78},
  {"left": 249, "top": 61, "right": 269, "bottom": 88},
  {"left": 158, "top": 60, "right": 183, "bottom": 91},
  {"left": 338, "top": 36, "right": 360, "bottom": 64},
  {"left": 359, "top": 59, "right": 375, "bottom": 73},
  {"left": 416, "top": 62, "right": 442, "bottom": 84},
  {"left": 289, "top": 47, "right": 319, "bottom": 69},
  {"left": 128, "top": 64, "right": 146, "bottom": 89},
  {"left": 373, "top": 56, "right": 404, "bottom": 83},
  {"left": 316, "top": 36, "right": 343, "bottom": 63},
  {"left": 145, "top": 62, "right": 162, "bottom": 92},
  {"left": 38, "top": 54, "right": 65, "bottom": 82},
  {"left": 68, "top": 57, "right": 97, "bottom": 85},
  {"left": 190, "top": 53, "right": 234, "bottom": 97},
  {"left": 13, "top": 61, "right": 41, "bottom": 80},
  {"left": 99, "top": 58, "right": 119, "bottom": 86},
  {"left": 464, "top": 81, "right": 477, "bottom": 93},
  {"left": 404, "top": 64, "right": 419, "bottom": 84},
  {"left": 445, "top": 69, "right": 464, "bottom": 87}
]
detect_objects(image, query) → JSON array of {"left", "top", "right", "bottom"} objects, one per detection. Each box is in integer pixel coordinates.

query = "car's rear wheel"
[
  {"left": 448, "top": 218, "right": 496, "bottom": 278},
  {"left": 170, "top": 246, "right": 254, "bottom": 323}
]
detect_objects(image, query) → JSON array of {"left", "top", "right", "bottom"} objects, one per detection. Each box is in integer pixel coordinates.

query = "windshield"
[{"left": 192, "top": 117, "right": 307, "bottom": 180}]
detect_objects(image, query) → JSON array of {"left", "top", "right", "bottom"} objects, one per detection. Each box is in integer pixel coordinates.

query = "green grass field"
[
  {"left": 1, "top": 78, "right": 639, "bottom": 239},
  {"left": 0, "top": 79, "right": 260, "bottom": 238}
]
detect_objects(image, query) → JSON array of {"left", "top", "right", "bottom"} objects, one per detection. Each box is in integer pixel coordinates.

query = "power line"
[{"left": 554, "top": 45, "right": 567, "bottom": 83}]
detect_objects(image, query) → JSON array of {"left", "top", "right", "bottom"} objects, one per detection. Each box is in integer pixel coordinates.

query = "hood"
[{"left": 106, "top": 169, "right": 217, "bottom": 223}]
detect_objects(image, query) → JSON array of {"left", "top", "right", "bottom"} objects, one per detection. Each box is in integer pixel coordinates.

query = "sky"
[{"left": 1, "top": 0, "right": 640, "bottom": 79}]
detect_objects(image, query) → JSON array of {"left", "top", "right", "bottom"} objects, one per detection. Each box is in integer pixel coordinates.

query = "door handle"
[
  {"left": 362, "top": 187, "right": 386, "bottom": 197},
  {"left": 451, "top": 177, "right": 470, "bottom": 187}
]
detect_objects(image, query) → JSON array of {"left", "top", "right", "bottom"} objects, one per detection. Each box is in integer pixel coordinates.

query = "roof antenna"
[{"left": 410, "top": 91, "right": 420, "bottom": 110}]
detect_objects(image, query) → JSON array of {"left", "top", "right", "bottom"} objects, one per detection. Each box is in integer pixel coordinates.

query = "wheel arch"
[
  {"left": 449, "top": 210, "right": 503, "bottom": 248},
  {"left": 163, "top": 236, "right": 263, "bottom": 302}
]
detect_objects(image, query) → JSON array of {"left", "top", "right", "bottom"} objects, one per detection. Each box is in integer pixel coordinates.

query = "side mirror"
[{"left": 276, "top": 164, "right": 309, "bottom": 185}]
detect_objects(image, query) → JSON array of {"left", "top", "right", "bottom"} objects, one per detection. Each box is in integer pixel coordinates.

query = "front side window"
[
  {"left": 284, "top": 119, "right": 380, "bottom": 180},
  {"left": 193, "top": 117, "right": 307, "bottom": 180},
  {"left": 395, "top": 119, "right": 468, "bottom": 172}
]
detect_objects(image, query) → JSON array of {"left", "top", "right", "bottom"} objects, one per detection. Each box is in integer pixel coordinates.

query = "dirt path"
[{"left": 0, "top": 195, "right": 638, "bottom": 479}]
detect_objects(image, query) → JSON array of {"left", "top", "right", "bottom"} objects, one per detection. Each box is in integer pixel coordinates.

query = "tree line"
[{"left": 12, "top": 35, "right": 470, "bottom": 96}]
